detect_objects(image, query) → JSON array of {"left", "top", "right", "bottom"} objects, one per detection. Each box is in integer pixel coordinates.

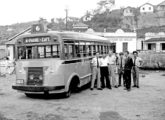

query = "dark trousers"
[
  {"left": 123, "top": 70, "right": 131, "bottom": 89},
  {"left": 118, "top": 68, "right": 125, "bottom": 86},
  {"left": 100, "top": 66, "right": 111, "bottom": 88}
]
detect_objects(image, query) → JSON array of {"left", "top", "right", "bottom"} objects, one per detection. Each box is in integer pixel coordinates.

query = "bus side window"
[
  {"left": 68, "top": 45, "right": 74, "bottom": 59},
  {"left": 52, "top": 45, "right": 59, "bottom": 58},
  {"left": 46, "top": 46, "right": 52, "bottom": 58},
  {"left": 75, "top": 42, "right": 80, "bottom": 58},
  {"left": 101, "top": 45, "right": 103, "bottom": 55},
  {"left": 64, "top": 44, "right": 68, "bottom": 59},
  {"left": 93, "top": 45, "right": 96, "bottom": 56},
  {"left": 38, "top": 46, "right": 45, "bottom": 58}
]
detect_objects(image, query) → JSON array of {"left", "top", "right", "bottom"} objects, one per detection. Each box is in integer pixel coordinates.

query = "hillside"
[
  {"left": 1, "top": 7, "right": 165, "bottom": 41},
  {"left": 0, "top": 21, "right": 37, "bottom": 41}
]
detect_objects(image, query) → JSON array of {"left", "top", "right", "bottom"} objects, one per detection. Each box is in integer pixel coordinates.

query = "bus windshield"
[{"left": 17, "top": 44, "right": 60, "bottom": 59}]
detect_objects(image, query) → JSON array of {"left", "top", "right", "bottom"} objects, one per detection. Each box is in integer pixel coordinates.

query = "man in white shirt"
[
  {"left": 107, "top": 50, "right": 118, "bottom": 88},
  {"left": 117, "top": 52, "right": 125, "bottom": 87},
  {"left": 132, "top": 51, "right": 143, "bottom": 88},
  {"left": 90, "top": 52, "right": 102, "bottom": 90},
  {"left": 100, "top": 54, "right": 111, "bottom": 89}
]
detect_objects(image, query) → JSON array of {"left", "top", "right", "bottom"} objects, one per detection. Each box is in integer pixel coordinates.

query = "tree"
[{"left": 95, "top": 0, "right": 115, "bottom": 14}]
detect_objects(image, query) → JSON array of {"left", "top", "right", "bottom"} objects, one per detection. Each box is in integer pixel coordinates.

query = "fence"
[{"left": 0, "top": 60, "right": 15, "bottom": 76}]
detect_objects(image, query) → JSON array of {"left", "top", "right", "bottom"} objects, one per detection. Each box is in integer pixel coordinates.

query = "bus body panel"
[
  {"left": 61, "top": 58, "right": 92, "bottom": 91},
  {"left": 15, "top": 59, "right": 65, "bottom": 87}
]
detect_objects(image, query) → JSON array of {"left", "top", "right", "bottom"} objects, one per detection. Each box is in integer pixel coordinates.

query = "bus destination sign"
[{"left": 24, "top": 37, "right": 50, "bottom": 43}]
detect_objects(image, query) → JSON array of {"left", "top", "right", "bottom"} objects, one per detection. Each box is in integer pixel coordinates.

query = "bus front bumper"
[{"left": 12, "top": 85, "right": 65, "bottom": 92}]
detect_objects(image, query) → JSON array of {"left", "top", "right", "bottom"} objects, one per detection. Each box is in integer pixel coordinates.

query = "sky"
[{"left": 0, "top": 0, "right": 164, "bottom": 25}]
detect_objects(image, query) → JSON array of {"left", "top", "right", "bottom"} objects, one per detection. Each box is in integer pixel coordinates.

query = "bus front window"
[{"left": 18, "top": 45, "right": 60, "bottom": 60}]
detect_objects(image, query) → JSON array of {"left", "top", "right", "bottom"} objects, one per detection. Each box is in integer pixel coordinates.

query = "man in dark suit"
[{"left": 123, "top": 51, "right": 133, "bottom": 91}]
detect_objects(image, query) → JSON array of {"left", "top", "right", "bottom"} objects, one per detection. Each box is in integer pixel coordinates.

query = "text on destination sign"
[{"left": 24, "top": 37, "right": 50, "bottom": 43}]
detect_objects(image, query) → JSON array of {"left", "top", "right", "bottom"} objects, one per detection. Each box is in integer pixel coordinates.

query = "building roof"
[
  {"left": 158, "top": 1, "right": 165, "bottom": 6},
  {"left": 139, "top": 3, "right": 154, "bottom": 8},
  {"left": 73, "top": 23, "right": 88, "bottom": 28},
  {"left": 145, "top": 37, "right": 165, "bottom": 42}
]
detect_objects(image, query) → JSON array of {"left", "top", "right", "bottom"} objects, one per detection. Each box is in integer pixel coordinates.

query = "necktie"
[
  {"left": 134, "top": 58, "right": 136, "bottom": 66},
  {"left": 97, "top": 58, "right": 99, "bottom": 68},
  {"left": 121, "top": 58, "right": 122, "bottom": 68}
]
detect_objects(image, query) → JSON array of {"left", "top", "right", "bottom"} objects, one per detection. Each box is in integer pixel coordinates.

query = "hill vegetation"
[{"left": 1, "top": 0, "right": 165, "bottom": 41}]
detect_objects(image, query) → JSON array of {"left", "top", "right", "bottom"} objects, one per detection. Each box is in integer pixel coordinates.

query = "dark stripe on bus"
[{"left": 62, "top": 57, "right": 92, "bottom": 64}]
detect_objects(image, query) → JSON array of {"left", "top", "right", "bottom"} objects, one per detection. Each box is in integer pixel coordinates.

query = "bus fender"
[{"left": 65, "top": 73, "right": 80, "bottom": 92}]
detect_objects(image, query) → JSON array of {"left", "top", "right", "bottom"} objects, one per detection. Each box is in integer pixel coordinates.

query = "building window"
[
  {"left": 149, "top": 7, "right": 151, "bottom": 10},
  {"left": 143, "top": 7, "right": 145, "bottom": 10},
  {"left": 123, "top": 42, "right": 128, "bottom": 52},
  {"left": 148, "top": 44, "right": 151, "bottom": 50},
  {"left": 162, "top": 43, "right": 165, "bottom": 50},
  {"left": 148, "top": 43, "right": 156, "bottom": 50}
]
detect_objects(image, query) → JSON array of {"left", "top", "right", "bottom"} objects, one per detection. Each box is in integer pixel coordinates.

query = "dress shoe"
[
  {"left": 127, "top": 89, "right": 131, "bottom": 92},
  {"left": 90, "top": 88, "right": 93, "bottom": 90},
  {"left": 97, "top": 88, "right": 103, "bottom": 90},
  {"left": 115, "top": 85, "right": 118, "bottom": 88},
  {"left": 137, "top": 86, "right": 139, "bottom": 88},
  {"left": 108, "top": 87, "right": 112, "bottom": 89},
  {"left": 132, "top": 85, "right": 136, "bottom": 87},
  {"left": 124, "top": 88, "right": 127, "bottom": 90},
  {"left": 118, "top": 85, "right": 121, "bottom": 87}
]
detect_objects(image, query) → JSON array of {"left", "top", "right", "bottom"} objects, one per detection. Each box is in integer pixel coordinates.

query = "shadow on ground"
[{"left": 99, "top": 111, "right": 127, "bottom": 120}]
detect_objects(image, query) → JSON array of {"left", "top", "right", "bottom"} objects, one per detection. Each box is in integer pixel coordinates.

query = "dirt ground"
[{"left": 0, "top": 71, "right": 165, "bottom": 120}]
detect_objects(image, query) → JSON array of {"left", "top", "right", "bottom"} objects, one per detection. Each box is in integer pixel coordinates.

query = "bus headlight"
[
  {"left": 16, "top": 79, "right": 24, "bottom": 84},
  {"left": 39, "top": 75, "right": 43, "bottom": 80},
  {"left": 29, "top": 75, "right": 34, "bottom": 80}
]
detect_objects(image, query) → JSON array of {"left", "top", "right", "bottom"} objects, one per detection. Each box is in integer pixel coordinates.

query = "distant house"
[
  {"left": 156, "top": 1, "right": 165, "bottom": 18},
  {"left": 73, "top": 23, "right": 89, "bottom": 32},
  {"left": 140, "top": 3, "right": 154, "bottom": 14},
  {"left": 157, "top": 1, "right": 165, "bottom": 11},
  {"left": 123, "top": 7, "right": 134, "bottom": 16},
  {"left": 144, "top": 32, "right": 165, "bottom": 52}
]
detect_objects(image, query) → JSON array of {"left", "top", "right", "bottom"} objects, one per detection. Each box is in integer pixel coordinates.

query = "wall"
[
  {"left": 137, "top": 38, "right": 144, "bottom": 50},
  {"left": 7, "top": 45, "right": 14, "bottom": 60},
  {"left": 0, "top": 60, "right": 15, "bottom": 75}
]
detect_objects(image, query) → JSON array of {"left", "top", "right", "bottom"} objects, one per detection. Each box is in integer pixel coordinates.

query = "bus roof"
[
  {"left": 16, "top": 31, "right": 110, "bottom": 43},
  {"left": 57, "top": 31, "right": 109, "bottom": 43}
]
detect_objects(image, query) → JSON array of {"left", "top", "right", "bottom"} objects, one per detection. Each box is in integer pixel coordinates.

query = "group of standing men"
[{"left": 91, "top": 50, "right": 143, "bottom": 91}]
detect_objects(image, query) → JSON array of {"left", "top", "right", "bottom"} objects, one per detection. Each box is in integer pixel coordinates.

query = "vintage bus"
[{"left": 12, "top": 24, "right": 112, "bottom": 97}]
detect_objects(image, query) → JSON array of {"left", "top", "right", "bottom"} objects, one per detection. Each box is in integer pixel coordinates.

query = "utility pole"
[{"left": 65, "top": 7, "right": 68, "bottom": 31}]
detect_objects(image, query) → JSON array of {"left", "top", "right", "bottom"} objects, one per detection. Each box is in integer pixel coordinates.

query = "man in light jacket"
[
  {"left": 90, "top": 52, "right": 102, "bottom": 90},
  {"left": 132, "top": 51, "right": 143, "bottom": 88},
  {"left": 117, "top": 52, "right": 125, "bottom": 87}
]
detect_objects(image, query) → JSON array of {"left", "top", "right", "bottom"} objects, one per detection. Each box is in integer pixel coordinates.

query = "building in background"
[
  {"left": 140, "top": 3, "right": 154, "bottom": 14},
  {"left": 143, "top": 32, "right": 165, "bottom": 52},
  {"left": 87, "top": 29, "right": 137, "bottom": 53},
  {"left": 73, "top": 23, "right": 89, "bottom": 32},
  {"left": 123, "top": 7, "right": 134, "bottom": 17}
]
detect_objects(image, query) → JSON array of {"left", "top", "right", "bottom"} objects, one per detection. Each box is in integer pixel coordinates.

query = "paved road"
[{"left": 0, "top": 71, "right": 165, "bottom": 120}]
